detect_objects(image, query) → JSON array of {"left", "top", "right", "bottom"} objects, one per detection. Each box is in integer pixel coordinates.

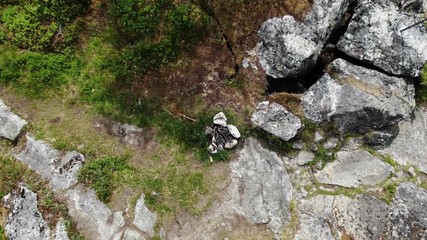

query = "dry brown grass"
[{"left": 268, "top": 92, "right": 304, "bottom": 119}]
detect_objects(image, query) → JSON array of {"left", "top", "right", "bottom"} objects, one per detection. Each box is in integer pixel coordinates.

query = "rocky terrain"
[{"left": 1, "top": 0, "right": 427, "bottom": 239}]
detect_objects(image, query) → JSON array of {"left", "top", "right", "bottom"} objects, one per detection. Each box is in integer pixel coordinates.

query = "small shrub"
[
  {"left": 0, "top": 46, "right": 74, "bottom": 98},
  {"left": 384, "top": 183, "right": 397, "bottom": 204},
  {"left": 78, "top": 156, "right": 130, "bottom": 203},
  {"left": 1, "top": 0, "right": 89, "bottom": 52}
]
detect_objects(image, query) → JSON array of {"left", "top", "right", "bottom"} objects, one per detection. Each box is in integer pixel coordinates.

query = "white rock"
[
  {"left": 227, "top": 124, "right": 241, "bottom": 139},
  {"left": 213, "top": 112, "right": 227, "bottom": 126},
  {"left": 224, "top": 139, "right": 238, "bottom": 149}
]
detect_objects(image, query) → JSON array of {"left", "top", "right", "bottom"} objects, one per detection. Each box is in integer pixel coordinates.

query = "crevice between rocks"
[{"left": 265, "top": 0, "right": 418, "bottom": 95}]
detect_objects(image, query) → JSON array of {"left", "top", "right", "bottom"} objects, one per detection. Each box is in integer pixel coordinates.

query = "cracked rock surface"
[{"left": 337, "top": 0, "right": 427, "bottom": 78}]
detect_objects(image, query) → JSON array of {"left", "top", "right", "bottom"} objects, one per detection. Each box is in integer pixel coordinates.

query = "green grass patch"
[
  {"left": 78, "top": 156, "right": 130, "bottom": 203},
  {"left": 0, "top": 155, "right": 24, "bottom": 199},
  {"left": 315, "top": 186, "right": 365, "bottom": 197},
  {"left": 0, "top": 225, "right": 4, "bottom": 240},
  {"left": 383, "top": 183, "right": 397, "bottom": 204}
]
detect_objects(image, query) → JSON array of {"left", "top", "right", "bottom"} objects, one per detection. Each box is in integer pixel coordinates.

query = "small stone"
[
  {"left": 292, "top": 141, "right": 304, "bottom": 150},
  {"left": 0, "top": 99, "right": 27, "bottom": 141},
  {"left": 293, "top": 151, "right": 315, "bottom": 166},
  {"left": 227, "top": 124, "right": 241, "bottom": 139},
  {"left": 408, "top": 167, "right": 416, "bottom": 177},
  {"left": 224, "top": 139, "right": 238, "bottom": 149},
  {"left": 213, "top": 112, "right": 227, "bottom": 126},
  {"left": 323, "top": 138, "right": 339, "bottom": 150},
  {"left": 314, "top": 131, "right": 325, "bottom": 143}
]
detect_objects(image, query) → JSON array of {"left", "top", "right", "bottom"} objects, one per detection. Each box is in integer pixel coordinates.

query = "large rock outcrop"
[
  {"left": 229, "top": 138, "right": 293, "bottom": 236},
  {"left": 315, "top": 149, "right": 394, "bottom": 187},
  {"left": 0, "top": 99, "right": 27, "bottom": 141},
  {"left": 252, "top": 101, "right": 301, "bottom": 141},
  {"left": 2, "top": 185, "right": 51, "bottom": 240},
  {"left": 257, "top": 0, "right": 354, "bottom": 78},
  {"left": 15, "top": 135, "right": 85, "bottom": 191},
  {"left": 337, "top": 0, "right": 427, "bottom": 77},
  {"left": 380, "top": 108, "right": 427, "bottom": 174},
  {"left": 302, "top": 58, "right": 415, "bottom": 133}
]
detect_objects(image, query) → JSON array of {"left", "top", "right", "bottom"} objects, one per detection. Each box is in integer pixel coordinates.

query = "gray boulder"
[
  {"left": 15, "top": 135, "right": 85, "bottom": 191},
  {"left": 2, "top": 185, "right": 50, "bottom": 240},
  {"left": 390, "top": 182, "right": 427, "bottom": 239},
  {"left": 337, "top": 0, "right": 427, "bottom": 77},
  {"left": 0, "top": 99, "right": 27, "bottom": 141},
  {"left": 257, "top": 0, "right": 353, "bottom": 78},
  {"left": 302, "top": 58, "right": 415, "bottom": 133},
  {"left": 315, "top": 149, "right": 394, "bottom": 187},
  {"left": 252, "top": 101, "right": 301, "bottom": 141},
  {"left": 229, "top": 138, "right": 293, "bottom": 236},
  {"left": 133, "top": 194, "right": 157, "bottom": 237},
  {"left": 380, "top": 109, "right": 427, "bottom": 174}
]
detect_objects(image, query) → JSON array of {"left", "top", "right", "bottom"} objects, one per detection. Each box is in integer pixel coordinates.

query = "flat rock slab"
[
  {"left": 229, "top": 138, "right": 293, "bottom": 235},
  {"left": 133, "top": 194, "right": 157, "bottom": 237},
  {"left": 15, "top": 134, "right": 85, "bottom": 191},
  {"left": 337, "top": 0, "right": 427, "bottom": 77},
  {"left": 252, "top": 101, "right": 301, "bottom": 141},
  {"left": 391, "top": 182, "right": 427, "bottom": 239},
  {"left": 298, "top": 194, "right": 390, "bottom": 239},
  {"left": 0, "top": 99, "right": 27, "bottom": 141},
  {"left": 2, "top": 185, "right": 51, "bottom": 240},
  {"left": 315, "top": 149, "right": 394, "bottom": 187},
  {"left": 258, "top": 0, "right": 353, "bottom": 78},
  {"left": 302, "top": 58, "right": 415, "bottom": 133},
  {"left": 62, "top": 185, "right": 126, "bottom": 240},
  {"left": 380, "top": 109, "right": 427, "bottom": 174}
]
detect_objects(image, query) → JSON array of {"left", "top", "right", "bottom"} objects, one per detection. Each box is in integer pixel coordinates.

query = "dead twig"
[
  {"left": 182, "top": 115, "right": 197, "bottom": 122},
  {"left": 162, "top": 107, "right": 175, "bottom": 117}
]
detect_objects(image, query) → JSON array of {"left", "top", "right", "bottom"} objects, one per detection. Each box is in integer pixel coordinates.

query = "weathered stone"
[
  {"left": 122, "top": 229, "right": 145, "bottom": 240},
  {"left": 229, "top": 138, "right": 293, "bottom": 235},
  {"left": 337, "top": 0, "right": 427, "bottom": 77},
  {"left": 252, "top": 101, "right": 301, "bottom": 141},
  {"left": 15, "top": 135, "right": 84, "bottom": 191},
  {"left": 314, "top": 131, "right": 325, "bottom": 143},
  {"left": 227, "top": 124, "right": 241, "bottom": 139},
  {"left": 323, "top": 137, "right": 339, "bottom": 150},
  {"left": 293, "top": 151, "right": 315, "bottom": 166},
  {"left": 380, "top": 109, "right": 427, "bottom": 174},
  {"left": 299, "top": 194, "right": 391, "bottom": 239},
  {"left": 302, "top": 58, "right": 415, "bottom": 133},
  {"left": 315, "top": 149, "right": 394, "bottom": 187},
  {"left": 294, "top": 213, "right": 334, "bottom": 240},
  {"left": 54, "top": 218, "right": 69, "bottom": 240},
  {"left": 213, "top": 112, "right": 227, "bottom": 126},
  {"left": 62, "top": 185, "right": 126, "bottom": 240},
  {"left": 0, "top": 99, "right": 27, "bottom": 141},
  {"left": 334, "top": 195, "right": 391, "bottom": 239},
  {"left": 108, "top": 122, "right": 144, "bottom": 146},
  {"left": 133, "top": 194, "right": 157, "bottom": 237},
  {"left": 257, "top": 0, "right": 353, "bottom": 78},
  {"left": 3, "top": 185, "right": 50, "bottom": 240},
  {"left": 390, "top": 182, "right": 427, "bottom": 239}
]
